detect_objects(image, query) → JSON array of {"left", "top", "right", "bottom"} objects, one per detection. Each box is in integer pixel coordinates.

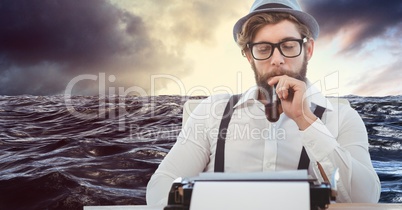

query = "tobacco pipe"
[{"left": 264, "top": 85, "right": 279, "bottom": 122}]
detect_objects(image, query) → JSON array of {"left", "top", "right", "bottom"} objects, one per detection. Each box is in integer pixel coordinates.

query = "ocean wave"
[{"left": 0, "top": 94, "right": 401, "bottom": 208}]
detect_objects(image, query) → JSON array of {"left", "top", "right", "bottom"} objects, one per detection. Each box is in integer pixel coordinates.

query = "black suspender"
[
  {"left": 297, "top": 147, "right": 310, "bottom": 170},
  {"left": 214, "top": 94, "right": 242, "bottom": 172},
  {"left": 214, "top": 95, "right": 326, "bottom": 172}
]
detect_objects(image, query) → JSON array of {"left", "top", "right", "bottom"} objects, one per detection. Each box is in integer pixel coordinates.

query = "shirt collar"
[
  {"left": 233, "top": 80, "right": 334, "bottom": 111},
  {"left": 305, "top": 80, "right": 334, "bottom": 111},
  {"left": 234, "top": 86, "right": 260, "bottom": 108}
]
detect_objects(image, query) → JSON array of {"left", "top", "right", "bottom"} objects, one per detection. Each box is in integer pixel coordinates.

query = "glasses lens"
[
  {"left": 280, "top": 40, "right": 301, "bottom": 57},
  {"left": 252, "top": 43, "right": 273, "bottom": 60}
]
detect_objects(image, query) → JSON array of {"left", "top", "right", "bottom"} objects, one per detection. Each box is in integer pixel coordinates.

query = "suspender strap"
[
  {"left": 297, "top": 147, "right": 310, "bottom": 170},
  {"left": 297, "top": 105, "right": 326, "bottom": 170},
  {"left": 313, "top": 105, "right": 326, "bottom": 120},
  {"left": 214, "top": 94, "right": 241, "bottom": 172}
]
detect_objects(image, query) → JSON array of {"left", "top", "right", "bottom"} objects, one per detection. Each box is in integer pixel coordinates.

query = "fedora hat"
[{"left": 233, "top": 0, "right": 319, "bottom": 41}]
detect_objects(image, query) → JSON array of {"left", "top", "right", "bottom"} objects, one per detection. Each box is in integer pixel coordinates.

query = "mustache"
[{"left": 256, "top": 68, "right": 305, "bottom": 84}]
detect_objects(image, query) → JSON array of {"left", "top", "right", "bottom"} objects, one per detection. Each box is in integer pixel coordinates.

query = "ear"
[
  {"left": 244, "top": 49, "right": 254, "bottom": 64},
  {"left": 305, "top": 38, "right": 315, "bottom": 61}
]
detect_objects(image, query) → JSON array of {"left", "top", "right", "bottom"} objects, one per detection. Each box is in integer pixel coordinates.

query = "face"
[{"left": 245, "top": 20, "right": 314, "bottom": 89}]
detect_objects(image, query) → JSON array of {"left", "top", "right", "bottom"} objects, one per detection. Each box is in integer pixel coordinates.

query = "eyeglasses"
[{"left": 247, "top": 37, "right": 307, "bottom": 60}]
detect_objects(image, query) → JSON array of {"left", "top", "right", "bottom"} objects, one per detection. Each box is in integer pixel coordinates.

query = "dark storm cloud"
[
  {"left": 303, "top": 0, "right": 402, "bottom": 53},
  {"left": 0, "top": 0, "right": 192, "bottom": 95},
  {"left": 0, "top": 0, "right": 244, "bottom": 95},
  {"left": 0, "top": 0, "right": 140, "bottom": 66}
]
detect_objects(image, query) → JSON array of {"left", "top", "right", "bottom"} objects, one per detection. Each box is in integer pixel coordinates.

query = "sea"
[{"left": 0, "top": 94, "right": 401, "bottom": 209}]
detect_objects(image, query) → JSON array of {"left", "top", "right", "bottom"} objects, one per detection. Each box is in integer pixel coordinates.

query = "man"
[{"left": 147, "top": 0, "right": 381, "bottom": 205}]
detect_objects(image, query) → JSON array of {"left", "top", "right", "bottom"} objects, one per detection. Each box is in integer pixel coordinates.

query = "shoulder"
[
  {"left": 182, "top": 93, "right": 232, "bottom": 125},
  {"left": 193, "top": 93, "right": 232, "bottom": 109},
  {"left": 327, "top": 97, "right": 357, "bottom": 116},
  {"left": 327, "top": 97, "right": 365, "bottom": 128}
]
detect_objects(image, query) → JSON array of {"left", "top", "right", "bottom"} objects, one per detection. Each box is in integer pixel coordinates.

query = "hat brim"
[{"left": 233, "top": 8, "right": 319, "bottom": 41}]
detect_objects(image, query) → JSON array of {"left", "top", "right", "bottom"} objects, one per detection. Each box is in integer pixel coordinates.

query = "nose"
[{"left": 270, "top": 47, "right": 284, "bottom": 66}]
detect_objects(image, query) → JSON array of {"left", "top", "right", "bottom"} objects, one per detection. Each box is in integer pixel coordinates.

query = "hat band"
[{"left": 255, "top": 3, "right": 291, "bottom": 11}]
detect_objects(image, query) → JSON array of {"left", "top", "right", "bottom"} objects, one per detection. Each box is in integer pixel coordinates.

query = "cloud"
[
  {"left": 8, "top": 0, "right": 400, "bottom": 96},
  {"left": 0, "top": 0, "right": 244, "bottom": 95},
  {"left": 303, "top": 0, "right": 402, "bottom": 53},
  {"left": 301, "top": 0, "right": 402, "bottom": 96},
  {"left": 0, "top": 0, "right": 171, "bottom": 95},
  {"left": 121, "top": 0, "right": 244, "bottom": 54},
  {"left": 1, "top": 1, "right": 137, "bottom": 65},
  {"left": 351, "top": 59, "right": 402, "bottom": 96}
]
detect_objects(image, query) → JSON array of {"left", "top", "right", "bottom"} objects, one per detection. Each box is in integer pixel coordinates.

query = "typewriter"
[{"left": 164, "top": 171, "right": 337, "bottom": 210}]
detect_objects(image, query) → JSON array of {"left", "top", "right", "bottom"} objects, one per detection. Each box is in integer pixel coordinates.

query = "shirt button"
[{"left": 308, "top": 142, "right": 315, "bottom": 147}]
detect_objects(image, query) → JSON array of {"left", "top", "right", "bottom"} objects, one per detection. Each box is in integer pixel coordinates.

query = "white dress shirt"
[{"left": 146, "top": 84, "right": 381, "bottom": 205}]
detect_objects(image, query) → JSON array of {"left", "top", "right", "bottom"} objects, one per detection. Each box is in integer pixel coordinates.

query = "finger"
[
  {"left": 268, "top": 76, "right": 280, "bottom": 86},
  {"left": 282, "top": 79, "right": 290, "bottom": 99},
  {"left": 279, "top": 77, "right": 296, "bottom": 100},
  {"left": 275, "top": 76, "right": 286, "bottom": 98}
]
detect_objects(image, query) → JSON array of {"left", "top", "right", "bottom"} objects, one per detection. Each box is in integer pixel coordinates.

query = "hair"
[{"left": 236, "top": 12, "right": 312, "bottom": 54}]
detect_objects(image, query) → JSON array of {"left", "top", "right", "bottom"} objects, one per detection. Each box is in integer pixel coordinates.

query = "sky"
[{"left": 0, "top": 0, "right": 401, "bottom": 96}]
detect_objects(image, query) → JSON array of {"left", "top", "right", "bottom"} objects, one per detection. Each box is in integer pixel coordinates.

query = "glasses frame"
[{"left": 247, "top": 37, "right": 308, "bottom": 60}]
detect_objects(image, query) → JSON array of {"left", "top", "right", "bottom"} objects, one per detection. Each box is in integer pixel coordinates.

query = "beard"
[{"left": 253, "top": 53, "right": 308, "bottom": 100}]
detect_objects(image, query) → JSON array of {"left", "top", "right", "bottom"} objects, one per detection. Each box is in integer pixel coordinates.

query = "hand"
[{"left": 268, "top": 75, "right": 317, "bottom": 130}]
